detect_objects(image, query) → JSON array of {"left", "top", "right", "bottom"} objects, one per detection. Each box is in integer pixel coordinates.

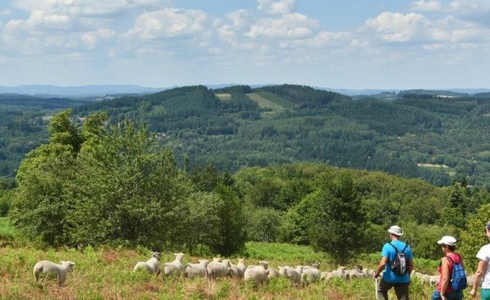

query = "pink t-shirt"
[{"left": 436, "top": 252, "right": 462, "bottom": 293}]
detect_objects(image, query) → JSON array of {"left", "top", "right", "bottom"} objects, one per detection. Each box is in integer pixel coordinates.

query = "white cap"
[
  {"left": 387, "top": 225, "right": 403, "bottom": 236},
  {"left": 437, "top": 236, "right": 457, "bottom": 246}
]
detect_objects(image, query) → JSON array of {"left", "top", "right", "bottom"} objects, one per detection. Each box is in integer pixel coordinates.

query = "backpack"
[
  {"left": 388, "top": 242, "right": 408, "bottom": 275},
  {"left": 446, "top": 254, "right": 467, "bottom": 291}
]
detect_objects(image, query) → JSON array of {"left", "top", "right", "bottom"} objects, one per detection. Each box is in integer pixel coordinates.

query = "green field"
[
  {"left": 246, "top": 92, "right": 294, "bottom": 116},
  {"left": 0, "top": 239, "right": 469, "bottom": 299}
]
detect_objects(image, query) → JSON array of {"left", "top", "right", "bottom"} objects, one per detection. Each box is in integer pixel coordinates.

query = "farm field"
[{"left": 0, "top": 242, "right": 472, "bottom": 300}]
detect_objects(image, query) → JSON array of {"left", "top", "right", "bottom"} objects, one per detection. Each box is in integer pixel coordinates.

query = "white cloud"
[
  {"left": 257, "top": 0, "right": 295, "bottom": 15},
  {"left": 12, "top": 0, "right": 164, "bottom": 16},
  {"left": 124, "top": 8, "right": 208, "bottom": 40},
  {"left": 247, "top": 13, "right": 318, "bottom": 39},
  {"left": 411, "top": 0, "right": 444, "bottom": 11},
  {"left": 365, "top": 12, "right": 426, "bottom": 42},
  {"left": 81, "top": 29, "right": 116, "bottom": 50}
]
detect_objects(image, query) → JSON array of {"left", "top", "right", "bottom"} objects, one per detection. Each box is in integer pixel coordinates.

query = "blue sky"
[{"left": 0, "top": 0, "right": 489, "bottom": 89}]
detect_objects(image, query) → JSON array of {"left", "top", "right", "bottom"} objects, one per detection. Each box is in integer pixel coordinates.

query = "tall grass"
[{"left": 0, "top": 242, "right": 472, "bottom": 299}]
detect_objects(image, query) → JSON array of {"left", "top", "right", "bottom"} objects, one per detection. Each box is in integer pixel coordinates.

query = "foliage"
[
  {"left": 210, "top": 184, "right": 247, "bottom": 256},
  {"left": 0, "top": 243, "right": 468, "bottom": 299},
  {"left": 184, "top": 191, "right": 223, "bottom": 255},
  {"left": 3, "top": 85, "right": 490, "bottom": 190},
  {"left": 459, "top": 203, "right": 490, "bottom": 270},
  {"left": 307, "top": 171, "right": 368, "bottom": 264},
  {"left": 9, "top": 111, "right": 193, "bottom": 250},
  {"left": 244, "top": 207, "right": 283, "bottom": 243}
]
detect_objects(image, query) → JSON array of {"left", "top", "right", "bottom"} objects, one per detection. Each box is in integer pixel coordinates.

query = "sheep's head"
[
  {"left": 61, "top": 261, "right": 75, "bottom": 272},
  {"left": 152, "top": 252, "right": 161, "bottom": 260},
  {"left": 198, "top": 259, "right": 209, "bottom": 266},
  {"left": 258, "top": 261, "right": 269, "bottom": 269},
  {"left": 174, "top": 252, "right": 185, "bottom": 262}
]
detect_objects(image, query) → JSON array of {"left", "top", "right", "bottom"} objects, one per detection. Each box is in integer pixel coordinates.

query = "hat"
[
  {"left": 387, "top": 225, "right": 403, "bottom": 236},
  {"left": 437, "top": 236, "right": 457, "bottom": 246}
]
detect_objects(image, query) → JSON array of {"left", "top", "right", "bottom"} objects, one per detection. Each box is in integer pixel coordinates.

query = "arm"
[
  {"left": 440, "top": 257, "right": 450, "bottom": 295},
  {"left": 408, "top": 258, "right": 413, "bottom": 276},
  {"left": 373, "top": 257, "right": 388, "bottom": 278},
  {"left": 470, "top": 260, "right": 488, "bottom": 297}
]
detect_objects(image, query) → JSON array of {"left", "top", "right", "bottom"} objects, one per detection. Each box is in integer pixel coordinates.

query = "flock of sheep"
[{"left": 32, "top": 251, "right": 475, "bottom": 289}]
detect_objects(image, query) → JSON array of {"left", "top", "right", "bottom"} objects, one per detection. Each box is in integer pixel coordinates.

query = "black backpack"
[{"left": 389, "top": 242, "right": 408, "bottom": 275}]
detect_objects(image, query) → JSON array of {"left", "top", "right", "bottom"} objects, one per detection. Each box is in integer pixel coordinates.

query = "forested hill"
[{"left": 3, "top": 84, "right": 490, "bottom": 188}]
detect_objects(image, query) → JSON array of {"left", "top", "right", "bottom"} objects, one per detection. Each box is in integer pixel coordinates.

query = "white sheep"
[
  {"left": 183, "top": 259, "right": 208, "bottom": 279},
  {"left": 294, "top": 265, "right": 304, "bottom": 275},
  {"left": 429, "top": 275, "right": 440, "bottom": 286},
  {"left": 278, "top": 266, "right": 301, "bottom": 286},
  {"left": 301, "top": 263, "right": 320, "bottom": 285},
  {"left": 206, "top": 258, "right": 232, "bottom": 280},
  {"left": 345, "top": 265, "right": 366, "bottom": 279},
  {"left": 163, "top": 252, "right": 185, "bottom": 277},
  {"left": 230, "top": 258, "right": 246, "bottom": 279},
  {"left": 133, "top": 252, "right": 161, "bottom": 275},
  {"left": 320, "top": 266, "right": 347, "bottom": 281},
  {"left": 244, "top": 261, "right": 269, "bottom": 288},
  {"left": 267, "top": 267, "right": 279, "bottom": 279},
  {"left": 33, "top": 260, "right": 75, "bottom": 286}
]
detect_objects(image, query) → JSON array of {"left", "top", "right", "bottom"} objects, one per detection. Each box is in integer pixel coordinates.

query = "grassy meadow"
[
  {"left": 0, "top": 242, "right": 468, "bottom": 299},
  {"left": 0, "top": 218, "right": 475, "bottom": 299}
]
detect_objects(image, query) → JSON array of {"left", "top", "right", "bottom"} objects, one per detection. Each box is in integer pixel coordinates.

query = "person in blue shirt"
[{"left": 373, "top": 225, "right": 414, "bottom": 300}]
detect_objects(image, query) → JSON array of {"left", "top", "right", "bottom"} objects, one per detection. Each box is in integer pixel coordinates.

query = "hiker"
[
  {"left": 431, "top": 235, "right": 465, "bottom": 300},
  {"left": 373, "top": 225, "right": 413, "bottom": 300},
  {"left": 470, "top": 221, "right": 490, "bottom": 299}
]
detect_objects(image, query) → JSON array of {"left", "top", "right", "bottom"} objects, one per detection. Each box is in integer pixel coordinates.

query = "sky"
[{"left": 0, "top": 0, "right": 489, "bottom": 90}]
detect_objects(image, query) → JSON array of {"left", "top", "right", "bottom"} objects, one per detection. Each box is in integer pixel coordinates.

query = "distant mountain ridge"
[
  {"left": 0, "top": 84, "right": 166, "bottom": 97},
  {"left": 1, "top": 84, "right": 489, "bottom": 97}
]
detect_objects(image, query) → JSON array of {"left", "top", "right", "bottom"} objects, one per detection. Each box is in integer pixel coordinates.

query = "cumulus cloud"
[
  {"left": 81, "top": 29, "right": 116, "bottom": 50},
  {"left": 365, "top": 12, "right": 426, "bottom": 42},
  {"left": 410, "top": 0, "right": 490, "bottom": 26},
  {"left": 123, "top": 8, "right": 208, "bottom": 40},
  {"left": 12, "top": 0, "right": 164, "bottom": 16},
  {"left": 247, "top": 13, "right": 318, "bottom": 39},
  {"left": 257, "top": 0, "right": 295, "bottom": 15},
  {"left": 411, "top": 0, "right": 444, "bottom": 11}
]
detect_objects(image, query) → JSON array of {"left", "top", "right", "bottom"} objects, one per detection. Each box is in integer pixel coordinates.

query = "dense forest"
[
  {"left": 2, "top": 84, "right": 490, "bottom": 189},
  {"left": 2, "top": 109, "right": 490, "bottom": 266},
  {"left": 72, "top": 84, "right": 490, "bottom": 189},
  {"left": 2, "top": 85, "right": 490, "bottom": 265}
]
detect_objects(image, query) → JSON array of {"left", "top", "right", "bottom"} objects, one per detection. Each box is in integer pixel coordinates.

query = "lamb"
[
  {"left": 183, "top": 259, "right": 209, "bottom": 279},
  {"left": 163, "top": 252, "right": 185, "bottom": 277},
  {"left": 345, "top": 265, "right": 366, "bottom": 279},
  {"left": 33, "top": 260, "right": 75, "bottom": 286},
  {"left": 244, "top": 261, "right": 269, "bottom": 288},
  {"left": 301, "top": 263, "right": 320, "bottom": 285},
  {"left": 133, "top": 252, "right": 161, "bottom": 275},
  {"left": 429, "top": 275, "right": 440, "bottom": 286},
  {"left": 206, "top": 258, "right": 232, "bottom": 280},
  {"left": 267, "top": 267, "right": 279, "bottom": 279},
  {"left": 230, "top": 258, "right": 246, "bottom": 279},
  {"left": 320, "top": 266, "right": 347, "bottom": 281},
  {"left": 278, "top": 266, "right": 301, "bottom": 286}
]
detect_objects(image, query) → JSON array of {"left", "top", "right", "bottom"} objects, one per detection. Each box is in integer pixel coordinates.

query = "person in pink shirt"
[{"left": 431, "top": 236, "right": 464, "bottom": 300}]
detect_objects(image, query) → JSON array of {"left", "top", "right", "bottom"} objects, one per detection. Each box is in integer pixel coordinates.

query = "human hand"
[
  {"left": 470, "top": 287, "right": 477, "bottom": 297},
  {"left": 372, "top": 271, "right": 378, "bottom": 279}
]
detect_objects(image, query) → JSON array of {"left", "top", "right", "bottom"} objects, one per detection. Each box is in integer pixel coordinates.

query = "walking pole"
[{"left": 375, "top": 277, "right": 379, "bottom": 300}]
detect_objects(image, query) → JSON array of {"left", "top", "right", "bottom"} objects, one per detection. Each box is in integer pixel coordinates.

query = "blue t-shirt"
[{"left": 381, "top": 240, "right": 412, "bottom": 283}]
